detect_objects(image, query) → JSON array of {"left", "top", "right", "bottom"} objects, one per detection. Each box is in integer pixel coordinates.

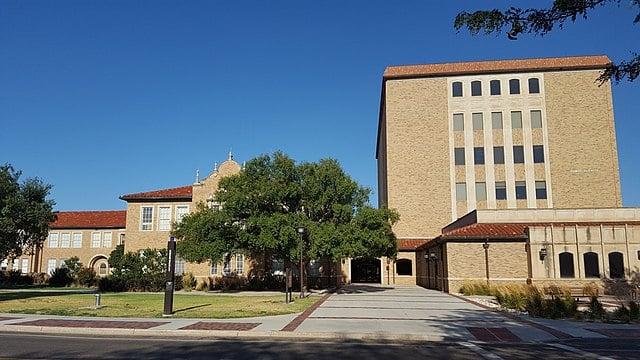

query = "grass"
[{"left": 0, "top": 290, "right": 319, "bottom": 318}]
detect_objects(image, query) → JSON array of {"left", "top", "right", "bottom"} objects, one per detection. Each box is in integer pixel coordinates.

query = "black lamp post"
[
  {"left": 482, "top": 240, "right": 490, "bottom": 287},
  {"left": 296, "top": 226, "right": 306, "bottom": 299}
]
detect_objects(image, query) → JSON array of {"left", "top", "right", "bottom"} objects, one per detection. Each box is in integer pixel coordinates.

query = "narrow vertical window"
[
  {"left": 453, "top": 113, "right": 464, "bottom": 131},
  {"left": 456, "top": 183, "right": 467, "bottom": 201},
  {"left": 454, "top": 148, "right": 465, "bottom": 165},
  {"left": 471, "top": 80, "right": 482, "bottom": 96},
  {"left": 493, "top": 146, "right": 505, "bottom": 164},
  {"left": 509, "top": 79, "right": 520, "bottom": 94},
  {"left": 211, "top": 262, "right": 219, "bottom": 275},
  {"left": 452, "top": 81, "right": 463, "bottom": 97},
  {"left": 511, "top": 111, "right": 523, "bottom": 128},
  {"left": 60, "top": 233, "right": 70, "bottom": 248},
  {"left": 47, "top": 259, "right": 57, "bottom": 274},
  {"left": 475, "top": 182, "right": 487, "bottom": 201},
  {"left": 474, "top": 147, "right": 485, "bottom": 165},
  {"left": 609, "top": 252, "right": 624, "bottom": 278},
  {"left": 175, "top": 257, "right": 186, "bottom": 276},
  {"left": 495, "top": 181, "right": 507, "bottom": 200},
  {"left": 72, "top": 232, "right": 82, "bottom": 248},
  {"left": 48, "top": 233, "right": 59, "bottom": 248},
  {"left": 584, "top": 252, "right": 600, "bottom": 278},
  {"left": 513, "top": 146, "right": 525, "bottom": 163},
  {"left": 535, "top": 181, "right": 547, "bottom": 199},
  {"left": 236, "top": 254, "right": 244, "bottom": 274},
  {"left": 531, "top": 110, "right": 543, "bottom": 128},
  {"left": 21, "top": 259, "right": 29, "bottom": 273},
  {"left": 559, "top": 252, "right": 575, "bottom": 278},
  {"left": 91, "top": 232, "right": 101, "bottom": 248},
  {"left": 491, "top": 112, "right": 503, "bottom": 129},
  {"left": 141, "top": 206, "right": 153, "bottom": 231},
  {"left": 472, "top": 113, "right": 483, "bottom": 130},
  {"left": 490, "top": 80, "right": 501, "bottom": 95},
  {"left": 533, "top": 145, "right": 545, "bottom": 163},
  {"left": 515, "top": 181, "right": 527, "bottom": 199},
  {"left": 102, "top": 232, "right": 112, "bottom": 248},
  {"left": 158, "top": 206, "right": 171, "bottom": 231},
  {"left": 528, "top": 78, "right": 540, "bottom": 94}
]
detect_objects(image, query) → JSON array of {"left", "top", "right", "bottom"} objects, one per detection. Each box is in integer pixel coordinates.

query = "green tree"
[
  {"left": 172, "top": 151, "right": 398, "bottom": 273},
  {"left": 454, "top": 0, "right": 640, "bottom": 83},
  {"left": 0, "top": 164, "right": 56, "bottom": 260}
]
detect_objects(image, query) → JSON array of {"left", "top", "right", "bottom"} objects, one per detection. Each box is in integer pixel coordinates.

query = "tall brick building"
[{"left": 374, "top": 56, "right": 639, "bottom": 291}]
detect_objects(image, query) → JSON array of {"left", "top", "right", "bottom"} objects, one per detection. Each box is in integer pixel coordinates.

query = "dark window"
[
  {"left": 515, "top": 181, "right": 527, "bottom": 200},
  {"left": 533, "top": 145, "right": 545, "bottom": 163},
  {"left": 535, "top": 181, "right": 547, "bottom": 199},
  {"left": 471, "top": 81, "right": 482, "bottom": 96},
  {"left": 528, "top": 78, "right": 540, "bottom": 94},
  {"left": 509, "top": 79, "right": 520, "bottom": 94},
  {"left": 513, "top": 146, "right": 525, "bottom": 164},
  {"left": 454, "top": 148, "right": 465, "bottom": 165},
  {"left": 559, "top": 252, "right": 575, "bottom": 278},
  {"left": 396, "top": 259, "right": 412, "bottom": 276},
  {"left": 490, "top": 80, "right": 501, "bottom": 95},
  {"left": 493, "top": 146, "right": 505, "bottom": 164},
  {"left": 584, "top": 252, "right": 600, "bottom": 278},
  {"left": 474, "top": 147, "right": 485, "bottom": 165},
  {"left": 495, "top": 181, "right": 507, "bottom": 200},
  {"left": 452, "top": 82, "right": 463, "bottom": 97},
  {"left": 609, "top": 252, "right": 624, "bottom": 278}
]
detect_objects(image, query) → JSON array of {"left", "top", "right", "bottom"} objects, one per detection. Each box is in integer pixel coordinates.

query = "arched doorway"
[
  {"left": 89, "top": 255, "right": 110, "bottom": 277},
  {"left": 351, "top": 258, "right": 381, "bottom": 283}
]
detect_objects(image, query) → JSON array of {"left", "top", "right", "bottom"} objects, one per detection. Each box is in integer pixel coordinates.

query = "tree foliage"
[
  {"left": 454, "top": 0, "right": 640, "bottom": 83},
  {"left": 172, "top": 152, "right": 399, "bottom": 266},
  {"left": 0, "top": 164, "right": 56, "bottom": 260}
]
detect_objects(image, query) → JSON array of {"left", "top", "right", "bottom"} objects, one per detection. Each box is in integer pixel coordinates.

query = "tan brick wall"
[
  {"left": 384, "top": 78, "right": 451, "bottom": 238},
  {"left": 544, "top": 70, "right": 621, "bottom": 208}
]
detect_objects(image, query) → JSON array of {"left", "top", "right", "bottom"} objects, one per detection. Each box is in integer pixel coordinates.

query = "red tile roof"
[
  {"left": 119, "top": 185, "right": 192, "bottom": 201},
  {"left": 51, "top": 210, "right": 126, "bottom": 229},
  {"left": 398, "top": 239, "right": 430, "bottom": 250},
  {"left": 442, "top": 223, "right": 530, "bottom": 238},
  {"left": 384, "top": 55, "right": 611, "bottom": 80}
]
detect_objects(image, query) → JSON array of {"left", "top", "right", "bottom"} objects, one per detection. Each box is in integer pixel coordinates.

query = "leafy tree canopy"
[
  {"left": 172, "top": 152, "right": 399, "bottom": 265},
  {"left": 454, "top": 0, "right": 640, "bottom": 83},
  {"left": 0, "top": 164, "right": 56, "bottom": 260}
]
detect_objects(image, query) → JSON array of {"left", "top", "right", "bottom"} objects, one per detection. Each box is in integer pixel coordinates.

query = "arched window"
[
  {"left": 528, "top": 78, "right": 540, "bottom": 93},
  {"left": 452, "top": 81, "right": 463, "bottom": 97},
  {"left": 396, "top": 259, "right": 412, "bottom": 276},
  {"left": 471, "top": 81, "right": 482, "bottom": 96},
  {"left": 609, "top": 252, "right": 624, "bottom": 278},
  {"left": 559, "top": 252, "right": 575, "bottom": 278},
  {"left": 509, "top": 79, "right": 520, "bottom": 94},
  {"left": 583, "top": 252, "right": 600, "bottom": 278},
  {"left": 99, "top": 263, "right": 108, "bottom": 276}
]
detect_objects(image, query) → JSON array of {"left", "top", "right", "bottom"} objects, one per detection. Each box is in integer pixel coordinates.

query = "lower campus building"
[{"left": 4, "top": 55, "right": 638, "bottom": 295}]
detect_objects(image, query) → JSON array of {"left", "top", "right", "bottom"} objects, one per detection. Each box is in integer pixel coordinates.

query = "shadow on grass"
[{"left": 174, "top": 303, "right": 212, "bottom": 313}]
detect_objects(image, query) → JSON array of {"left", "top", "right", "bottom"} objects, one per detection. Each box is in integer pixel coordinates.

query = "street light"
[
  {"left": 483, "top": 240, "right": 490, "bottom": 287},
  {"left": 296, "top": 226, "right": 306, "bottom": 299}
]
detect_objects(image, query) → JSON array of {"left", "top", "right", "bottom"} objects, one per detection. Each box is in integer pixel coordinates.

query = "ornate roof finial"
[
  {"left": 242, "top": 161, "right": 246, "bottom": 170},
  {"left": 228, "top": 150, "right": 233, "bottom": 161},
  {"left": 194, "top": 169, "right": 200, "bottom": 184},
  {"left": 213, "top": 162, "right": 218, "bottom": 172}
]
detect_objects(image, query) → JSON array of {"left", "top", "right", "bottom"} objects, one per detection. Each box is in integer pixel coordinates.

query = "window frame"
[
  {"left": 471, "top": 80, "right": 482, "bottom": 96},
  {"left": 72, "top": 232, "right": 82, "bottom": 248},
  {"left": 472, "top": 112, "right": 483, "bottom": 131},
  {"left": 158, "top": 205, "right": 172, "bottom": 231},
  {"left": 531, "top": 110, "right": 543, "bottom": 128},
  {"left": 474, "top": 147, "right": 485, "bottom": 165},
  {"left": 490, "top": 80, "right": 501, "bottom": 95},
  {"left": 452, "top": 81, "right": 463, "bottom": 97},
  {"left": 535, "top": 181, "right": 547, "bottom": 199},
  {"left": 453, "top": 113, "right": 464, "bottom": 131},
  {"left": 141, "top": 206, "right": 153, "bottom": 231},
  {"left": 91, "top": 232, "right": 101, "bottom": 248},
  {"left": 515, "top": 181, "right": 527, "bottom": 200},
  {"left": 454, "top": 147, "right": 465, "bottom": 165},
  {"left": 495, "top": 181, "right": 507, "bottom": 200},
  {"left": 559, "top": 252, "right": 575, "bottom": 278},
  {"left": 509, "top": 78, "right": 520, "bottom": 94},
  {"left": 48, "top": 233, "right": 59, "bottom": 248},
  {"left": 513, "top": 146, "right": 525, "bottom": 164},
  {"left": 533, "top": 145, "right": 545, "bottom": 163},
  {"left": 583, "top": 252, "right": 600, "bottom": 278},
  {"left": 528, "top": 78, "right": 540, "bottom": 94},
  {"left": 491, "top": 112, "right": 503, "bottom": 129},
  {"left": 455, "top": 183, "right": 467, "bottom": 201},
  {"left": 475, "top": 182, "right": 487, "bottom": 201},
  {"left": 511, "top": 111, "right": 523, "bottom": 129}
]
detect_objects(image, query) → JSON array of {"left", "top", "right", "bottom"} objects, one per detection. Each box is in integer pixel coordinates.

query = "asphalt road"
[{"left": 2, "top": 333, "right": 638, "bottom": 360}]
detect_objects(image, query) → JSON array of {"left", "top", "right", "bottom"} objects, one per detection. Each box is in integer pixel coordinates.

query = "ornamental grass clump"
[{"left": 459, "top": 280, "right": 493, "bottom": 296}]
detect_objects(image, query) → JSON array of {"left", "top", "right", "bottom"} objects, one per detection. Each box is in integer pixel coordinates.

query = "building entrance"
[{"left": 351, "top": 258, "right": 381, "bottom": 283}]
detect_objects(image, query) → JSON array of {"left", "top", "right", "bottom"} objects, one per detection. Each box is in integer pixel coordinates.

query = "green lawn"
[{"left": 0, "top": 291, "right": 318, "bottom": 318}]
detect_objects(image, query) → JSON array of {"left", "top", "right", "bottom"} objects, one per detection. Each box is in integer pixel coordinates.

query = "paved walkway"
[{"left": 1, "top": 284, "right": 640, "bottom": 342}]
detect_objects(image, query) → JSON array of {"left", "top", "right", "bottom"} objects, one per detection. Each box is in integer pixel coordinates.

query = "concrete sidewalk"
[{"left": 1, "top": 284, "right": 639, "bottom": 343}]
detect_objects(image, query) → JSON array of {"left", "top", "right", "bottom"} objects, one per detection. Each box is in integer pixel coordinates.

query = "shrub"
[
  {"left": 495, "top": 284, "right": 532, "bottom": 311},
  {"left": 629, "top": 301, "right": 640, "bottom": 321},
  {"left": 0, "top": 270, "right": 34, "bottom": 287},
  {"left": 75, "top": 268, "right": 97, "bottom": 287},
  {"left": 64, "top": 256, "right": 83, "bottom": 278},
  {"left": 587, "top": 296, "right": 606, "bottom": 320},
  {"left": 213, "top": 276, "right": 247, "bottom": 291},
  {"left": 32, "top": 272, "right": 47, "bottom": 285},
  {"left": 98, "top": 276, "right": 127, "bottom": 292},
  {"left": 48, "top": 267, "right": 73, "bottom": 287},
  {"left": 246, "top": 274, "right": 285, "bottom": 291}
]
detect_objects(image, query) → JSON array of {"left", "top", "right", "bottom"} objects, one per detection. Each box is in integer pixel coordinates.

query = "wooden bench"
[{"left": 569, "top": 287, "right": 598, "bottom": 302}]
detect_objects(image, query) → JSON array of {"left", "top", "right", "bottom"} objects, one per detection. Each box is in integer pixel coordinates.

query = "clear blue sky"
[{"left": 1, "top": 1, "right": 638, "bottom": 211}]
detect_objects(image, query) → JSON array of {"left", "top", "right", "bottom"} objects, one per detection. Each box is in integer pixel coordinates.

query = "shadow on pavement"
[{"left": 335, "top": 284, "right": 394, "bottom": 294}]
